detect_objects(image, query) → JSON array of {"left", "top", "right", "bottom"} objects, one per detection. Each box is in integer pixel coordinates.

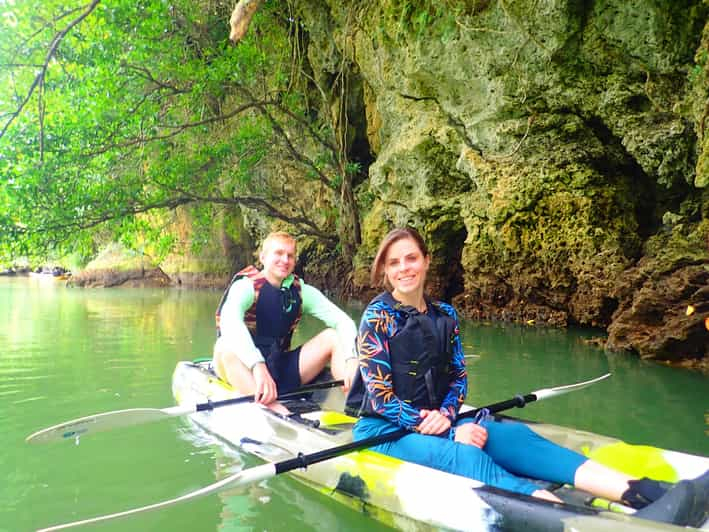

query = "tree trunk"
[{"left": 338, "top": 172, "right": 361, "bottom": 265}]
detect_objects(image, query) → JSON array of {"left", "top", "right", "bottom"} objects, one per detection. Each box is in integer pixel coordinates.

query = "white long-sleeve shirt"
[{"left": 217, "top": 275, "right": 357, "bottom": 369}]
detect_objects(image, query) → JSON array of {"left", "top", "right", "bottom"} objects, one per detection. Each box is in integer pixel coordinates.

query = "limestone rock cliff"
[{"left": 294, "top": 0, "right": 709, "bottom": 366}]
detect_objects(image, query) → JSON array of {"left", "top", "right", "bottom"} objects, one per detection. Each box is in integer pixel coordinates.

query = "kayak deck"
[{"left": 171, "top": 360, "right": 709, "bottom": 531}]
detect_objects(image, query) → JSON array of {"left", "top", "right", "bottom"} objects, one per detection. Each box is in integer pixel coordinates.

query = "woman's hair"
[{"left": 371, "top": 227, "right": 429, "bottom": 288}]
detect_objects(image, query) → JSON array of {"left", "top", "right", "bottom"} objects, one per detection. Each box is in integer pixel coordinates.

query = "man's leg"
[
  {"left": 298, "top": 328, "right": 339, "bottom": 384},
  {"left": 213, "top": 339, "right": 256, "bottom": 392},
  {"left": 213, "top": 338, "right": 288, "bottom": 414},
  {"left": 299, "top": 328, "right": 358, "bottom": 390}
]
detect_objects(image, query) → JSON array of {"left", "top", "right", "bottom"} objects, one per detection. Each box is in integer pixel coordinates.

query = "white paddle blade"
[
  {"left": 37, "top": 463, "right": 277, "bottom": 531},
  {"left": 533, "top": 373, "right": 611, "bottom": 401},
  {"left": 26, "top": 406, "right": 194, "bottom": 445}
]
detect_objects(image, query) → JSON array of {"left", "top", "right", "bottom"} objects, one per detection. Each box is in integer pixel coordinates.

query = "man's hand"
[
  {"left": 417, "top": 409, "right": 452, "bottom": 435},
  {"left": 454, "top": 422, "right": 488, "bottom": 448},
  {"left": 342, "top": 357, "right": 359, "bottom": 393},
  {"left": 251, "top": 362, "right": 277, "bottom": 404}
]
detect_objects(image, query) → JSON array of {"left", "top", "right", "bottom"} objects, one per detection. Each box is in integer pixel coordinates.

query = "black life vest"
[
  {"left": 345, "top": 292, "right": 456, "bottom": 418},
  {"left": 215, "top": 265, "right": 303, "bottom": 357}
]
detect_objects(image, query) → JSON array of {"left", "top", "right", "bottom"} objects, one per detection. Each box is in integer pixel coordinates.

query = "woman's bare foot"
[{"left": 532, "top": 489, "right": 563, "bottom": 503}]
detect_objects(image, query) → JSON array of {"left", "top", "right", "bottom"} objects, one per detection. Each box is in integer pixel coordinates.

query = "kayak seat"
[{"left": 280, "top": 397, "right": 324, "bottom": 415}]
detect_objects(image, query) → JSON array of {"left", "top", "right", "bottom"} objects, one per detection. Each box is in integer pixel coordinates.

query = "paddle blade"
[
  {"left": 533, "top": 372, "right": 611, "bottom": 401},
  {"left": 26, "top": 407, "right": 192, "bottom": 445},
  {"left": 37, "top": 463, "right": 277, "bottom": 531}
]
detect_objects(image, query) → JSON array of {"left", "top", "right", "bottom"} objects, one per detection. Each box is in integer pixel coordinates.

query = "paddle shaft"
[
  {"left": 26, "top": 378, "right": 345, "bottom": 444},
  {"left": 274, "top": 393, "right": 538, "bottom": 474},
  {"left": 278, "top": 374, "right": 613, "bottom": 473},
  {"left": 273, "top": 372, "right": 613, "bottom": 474},
  {"left": 37, "top": 374, "right": 610, "bottom": 530},
  {"left": 195, "top": 378, "right": 344, "bottom": 411}
]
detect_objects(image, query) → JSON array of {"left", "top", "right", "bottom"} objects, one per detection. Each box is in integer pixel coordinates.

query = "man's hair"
[{"left": 261, "top": 231, "right": 296, "bottom": 253}]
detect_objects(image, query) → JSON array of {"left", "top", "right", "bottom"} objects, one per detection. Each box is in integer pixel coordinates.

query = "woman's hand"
[
  {"left": 417, "top": 409, "right": 452, "bottom": 435},
  {"left": 454, "top": 422, "right": 488, "bottom": 448}
]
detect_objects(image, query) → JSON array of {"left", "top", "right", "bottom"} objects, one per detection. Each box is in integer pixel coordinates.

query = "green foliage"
[
  {"left": 378, "top": 0, "right": 466, "bottom": 43},
  {"left": 0, "top": 0, "right": 350, "bottom": 264}
]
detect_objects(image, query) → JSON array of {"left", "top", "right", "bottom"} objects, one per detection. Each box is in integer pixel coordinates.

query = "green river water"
[{"left": 1, "top": 276, "right": 707, "bottom": 531}]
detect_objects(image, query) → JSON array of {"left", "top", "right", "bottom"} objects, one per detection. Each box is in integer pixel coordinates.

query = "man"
[{"left": 213, "top": 231, "right": 358, "bottom": 412}]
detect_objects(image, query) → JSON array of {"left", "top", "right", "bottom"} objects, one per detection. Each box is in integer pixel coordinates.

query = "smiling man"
[{"left": 213, "top": 231, "right": 358, "bottom": 413}]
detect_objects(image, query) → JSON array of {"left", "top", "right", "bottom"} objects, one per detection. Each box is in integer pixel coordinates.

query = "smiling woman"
[
  {"left": 379, "top": 229, "right": 431, "bottom": 309},
  {"left": 345, "top": 227, "right": 694, "bottom": 510}
]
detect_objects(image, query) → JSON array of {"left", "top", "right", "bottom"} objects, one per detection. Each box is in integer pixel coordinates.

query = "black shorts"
[{"left": 265, "top": 346, "right": 303, "bottom": 395}]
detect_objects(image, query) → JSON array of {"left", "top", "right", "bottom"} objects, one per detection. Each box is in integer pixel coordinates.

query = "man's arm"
[
  {"left": 300, "top": 282, "right": 357, "bottom": 357},
  {"left": 218, "top": 278, "right": 265, "bottom": 369}
]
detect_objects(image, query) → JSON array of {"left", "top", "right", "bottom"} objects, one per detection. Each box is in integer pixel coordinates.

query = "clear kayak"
[{"left": 171, "top": 360, "right": 709, "bottom": 532}]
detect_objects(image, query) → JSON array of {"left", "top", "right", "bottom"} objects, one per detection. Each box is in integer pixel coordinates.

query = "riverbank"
[{"left": 24, "top": 253, "right": 705, "bottom": 374}]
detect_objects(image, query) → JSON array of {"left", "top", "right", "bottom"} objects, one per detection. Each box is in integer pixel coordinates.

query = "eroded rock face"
[
  {"left": 69, "top": 268, "right": 171, "bottom": 288},
  {"left": 68, "top": 243, "right": 173, "bottom": 288},
  {"left": 606, "top": 222, "right": 709, "bottom": 364},
  {"left": 607, "top": 264, "right": 709, "bottom": 365},
  {"left": 297, "top": 0, "right": 709, "bottom": 364}
]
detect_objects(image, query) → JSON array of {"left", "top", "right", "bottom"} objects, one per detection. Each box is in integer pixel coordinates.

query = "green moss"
[
  {"left": 420, "top": 139, "right": 471, "bottom": 196},
  {"left": 643, "top": 219, "right": 709, "bottom": 268},
  {"left": 696, "top": 135, "right": 709, "bottom": 188},
  {"left": 355, "top": 201, "right": 391, "bottom": 270},
  {"left": 84, "top": 243, "right": 157, "bottom": 272}
]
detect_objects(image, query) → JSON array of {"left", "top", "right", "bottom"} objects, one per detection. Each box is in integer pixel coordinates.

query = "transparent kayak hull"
[{"left": 171, "top": 361, "right": 709, "bottom": 532}]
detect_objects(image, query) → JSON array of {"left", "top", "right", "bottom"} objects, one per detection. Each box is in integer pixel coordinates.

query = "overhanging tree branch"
[
  {"left": 84, "top": 99, "right": 271, "bottom": 156},
  {"left": 144, "top": 156, "right": 337, "bottom": 242},
  {"left": 13, "top": 192, "right": 337, "bottom": 245},
  {"left": 235, "top": 85, "right": 334, "bottom": 188},
  {"left": 0, "top": 0, "right": 102, "bottom": 142},
  {"left": 122, "top": 63, "right": 193, "bottom": 95}
]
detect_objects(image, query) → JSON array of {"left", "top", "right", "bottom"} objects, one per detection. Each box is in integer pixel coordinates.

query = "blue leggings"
[{"left": 353, "top": 416, "right": 587, "bottom": 496}]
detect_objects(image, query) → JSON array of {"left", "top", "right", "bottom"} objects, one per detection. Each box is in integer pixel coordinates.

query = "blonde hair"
[{"left": 261, "top": 231, "right": 296, "bottom": 254}]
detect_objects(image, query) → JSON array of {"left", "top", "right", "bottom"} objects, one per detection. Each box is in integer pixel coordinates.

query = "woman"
[{"left": 345, "top": 227, "right": 664, "bottom": 507}]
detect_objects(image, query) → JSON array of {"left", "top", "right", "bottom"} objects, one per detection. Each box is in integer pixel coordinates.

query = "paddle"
[
  {"left": 26, "top": 378, "right": 344, "bottom": 445},
  {"left": 38, "top": 373, "right": 610, "bottom": 531}
]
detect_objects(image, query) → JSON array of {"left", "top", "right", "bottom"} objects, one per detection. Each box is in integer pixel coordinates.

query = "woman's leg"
[
  {"left": 354, "top": 417, "right": 542, "bottom": 496},
  {"left": 479, "top": 419, "right": 638, "bottom": 502},
  {"left": 479, "top": 419, "right": 586, "bottom": 485},
  {"left": 574, "top": 460, "right": 635, "bottom": 501}
]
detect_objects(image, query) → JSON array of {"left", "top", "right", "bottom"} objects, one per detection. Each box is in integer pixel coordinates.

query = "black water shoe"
[
  {"left": 621, "top": 477, "right": 666, "bottom": 509},
  {"left": 634, "top": 470, "right": 709, "bottom": 527}
]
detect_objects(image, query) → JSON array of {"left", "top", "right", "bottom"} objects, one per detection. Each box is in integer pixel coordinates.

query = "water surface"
[{"left": 1, "top": 277, "right": 706, "bottom": 531}]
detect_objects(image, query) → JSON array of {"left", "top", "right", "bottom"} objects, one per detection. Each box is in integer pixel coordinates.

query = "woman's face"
[{"left": 384, "top": 237, "right": 430, "bottom": 297}]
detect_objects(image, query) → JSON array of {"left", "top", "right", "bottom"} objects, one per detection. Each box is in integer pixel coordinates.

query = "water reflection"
[
  {"left": 178, "top": 420, "right": 393, "bottom": 532},
  {"left": 1, "top": 277, "right": 707, "bottom": 532}
]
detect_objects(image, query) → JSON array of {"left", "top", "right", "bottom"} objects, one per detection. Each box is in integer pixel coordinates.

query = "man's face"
[{"left": 260, "top": 237, "right": 296, "bottom": 285}]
